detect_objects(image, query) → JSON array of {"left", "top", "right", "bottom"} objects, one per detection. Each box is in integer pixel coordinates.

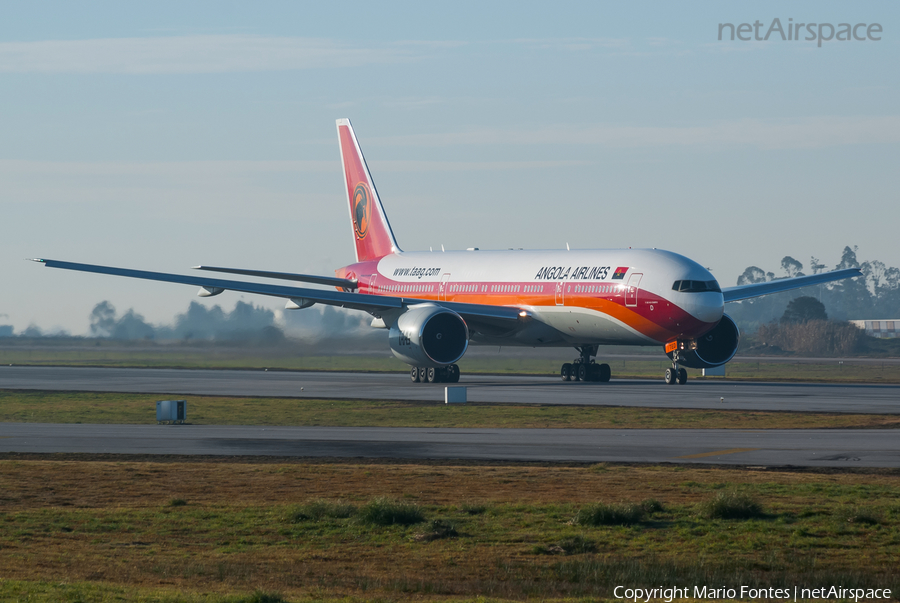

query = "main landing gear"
[
  {"left": 560, "top": 345, "right": 611, "bottom": 383},
  {"left": 664, "top": 361, "right": 688, "bottom": 385},
  {"left": 410, "top": 365, "right": 460, "bottom": 384}
]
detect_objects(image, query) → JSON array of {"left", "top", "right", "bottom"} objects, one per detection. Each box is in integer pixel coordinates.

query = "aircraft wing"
[
  {"left": 30, "top": 258, "right": 523, "bottom": 323},
  {"left": 722, "top": 268, "right": 862, "bottom": 303}
]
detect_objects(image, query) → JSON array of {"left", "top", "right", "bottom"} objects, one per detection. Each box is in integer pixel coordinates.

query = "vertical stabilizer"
[{"left": 336, "top": 119, "right": 401, "bottom": 261}]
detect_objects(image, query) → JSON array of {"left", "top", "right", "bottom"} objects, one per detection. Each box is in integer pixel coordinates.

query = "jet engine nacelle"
[
  {"left": 388, "top": 304, "right": 469, "bottom": 367},
  {"left": 670, "top": 314, "right": 740, "bottom": 369}
]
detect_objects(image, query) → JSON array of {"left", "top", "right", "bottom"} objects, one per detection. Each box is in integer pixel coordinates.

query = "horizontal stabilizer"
[
  {"left": 194, "top": 266, "right": 357, "bottom": 289},
  {"left": 722, "top": 268, "right": 862, "bottom": 302}
]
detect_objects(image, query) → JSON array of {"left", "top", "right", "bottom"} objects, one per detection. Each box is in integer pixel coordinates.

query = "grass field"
[
  {"left": 2, "top": 390, "right": 900, "bottom": 430},
  {"left": 0, "top": 458, "right": 898, "bottom": 602},
  {"left": 2, "top": 341, "right": 900, "bottom": 383}
]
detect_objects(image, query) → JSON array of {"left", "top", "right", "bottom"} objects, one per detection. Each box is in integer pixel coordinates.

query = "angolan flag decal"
[{"left": 611, "top": 266, "right": 628, "bottom": 280}]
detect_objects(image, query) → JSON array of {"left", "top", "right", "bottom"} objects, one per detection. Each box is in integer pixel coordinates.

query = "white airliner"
[{"left": 32, "top": 119, "right": 861, "bottom": 385}]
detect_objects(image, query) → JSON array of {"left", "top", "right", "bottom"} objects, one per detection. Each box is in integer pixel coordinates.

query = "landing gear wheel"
[
  {"left": 425, "top": 367, "right": 437, "bottom": 383},
  {"left": 448, "top": 364, "right": 460, "bottom": 383},
  {"left": 410, "top": 366, "right": 421, "bottom": 383},
  {"left": 576, "top": 363, "right": 588, "bottom": 382},
  {"left": 664, "top": 367, "right": 677, "bottom": 385},
  {"left": 589, "top": 363, "right": 601, "bottom": 382},
  {"left": 677, "top": 368, "right": 687, "bottom": 385},
  {"left": 561, "top": 363, "right": 573, "bottom": 381},
  {"left": 598, "top": 363, "right": 611, "bottom": 382}
]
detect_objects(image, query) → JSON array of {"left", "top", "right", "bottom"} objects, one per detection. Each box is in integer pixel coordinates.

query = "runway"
[
  {"left": 1, "top": 423, "right": 898, "bottom": 467},
  {"left": 2, "top": 365, "right": 899, "bottom": 413}
]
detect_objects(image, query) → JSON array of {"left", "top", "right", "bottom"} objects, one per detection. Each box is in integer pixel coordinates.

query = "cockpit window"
[{"left": 672, "top": 279, "right": 721, "bottom": 293}]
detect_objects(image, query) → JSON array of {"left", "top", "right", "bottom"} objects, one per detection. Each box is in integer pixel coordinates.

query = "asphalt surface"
[
  {"left": 1, "top": 423, "right": 898, "bottom": 467},
  {"left": 2, "top": 366, "right": 899, "bottom": 467},
  {"left": 2, "top": 365, "right": 899, "bottom": 413}
]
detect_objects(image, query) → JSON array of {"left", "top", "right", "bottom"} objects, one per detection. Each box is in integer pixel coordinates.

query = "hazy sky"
[{"left": 2, "top": 1, "right": 898, "bottom": 334}]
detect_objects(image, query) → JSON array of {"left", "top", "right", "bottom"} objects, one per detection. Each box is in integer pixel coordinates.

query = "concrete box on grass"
[
  {"left": 702, "top": 366, "right": 726, "bottom": 377},
  {"left": 156, "top": 400, "right": 187, "bottom": 424},
  {"left": 445, "top": 386, "right": 467, "bottom": 404}
]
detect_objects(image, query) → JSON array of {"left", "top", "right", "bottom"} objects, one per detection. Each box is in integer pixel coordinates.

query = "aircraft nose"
[{"left": 689, "top": 293, "right": 725, "bottom": 324}]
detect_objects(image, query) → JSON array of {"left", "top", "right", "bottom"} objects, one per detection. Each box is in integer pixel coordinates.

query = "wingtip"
[{"left": 27, "top": 258, "right": 46, "bottom": 263}]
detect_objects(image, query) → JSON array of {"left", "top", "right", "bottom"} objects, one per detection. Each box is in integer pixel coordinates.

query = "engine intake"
[
  {"left": 669, "top": 314, "right": 740, "bottom": 369},
  {"left": 389, "top": 304, "right": 469, "bottom": 367}
]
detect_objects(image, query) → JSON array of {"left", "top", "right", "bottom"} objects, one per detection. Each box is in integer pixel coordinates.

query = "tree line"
[
  {"left": 82, "top": 299, "right": 376, "bottom": 343},
  {"left": 88, "top": 300, "right": 284, "bottom": 343},
  {"left": 731, "top": 246, "right": 900, "bottom": 355},
  {"left": 728, "top": 245, "right": 899, "bottom": 332}
]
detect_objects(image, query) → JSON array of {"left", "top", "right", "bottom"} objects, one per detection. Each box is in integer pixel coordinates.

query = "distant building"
[
  {"left": 0, "top": 325, "right": 12, "bottom": 337},
  {"left": 849, "top": 320, "right": 900, "bottom": 339}
]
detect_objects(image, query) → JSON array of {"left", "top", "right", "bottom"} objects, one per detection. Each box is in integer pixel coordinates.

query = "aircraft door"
[
  {"left": 359, "top": 272, "right": 378, "bottom": 293},
  {"left": 439, "top": 273, "right": 451, "bottom": 301},
  {"left": 625, "top": 273, "right": 642, "bottom": 307},
  {"left": 555, "top": 281, "right": 565, "bottom": 306}
]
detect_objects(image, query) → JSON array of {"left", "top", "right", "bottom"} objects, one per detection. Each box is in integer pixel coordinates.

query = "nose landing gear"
[
  {"left": 664, "top": 362, "right": 688, "bottom": 385},
  {"left": 560, "top": 345, "right": 611, "bottom": 383}
]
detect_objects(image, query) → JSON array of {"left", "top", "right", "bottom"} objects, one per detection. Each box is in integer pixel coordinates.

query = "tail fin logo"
[{"left": 353, "top": 182, "right": 370, "bottom": 239}]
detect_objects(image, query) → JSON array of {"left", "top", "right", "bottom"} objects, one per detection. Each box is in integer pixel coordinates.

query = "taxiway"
[{"left": 2, "top": 366, "right": 898, "bottom": 414}]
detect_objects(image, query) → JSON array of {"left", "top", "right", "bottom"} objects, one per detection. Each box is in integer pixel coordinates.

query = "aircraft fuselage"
[{"left": 337, "top": 247, "right": 724, "bottom": 348}]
